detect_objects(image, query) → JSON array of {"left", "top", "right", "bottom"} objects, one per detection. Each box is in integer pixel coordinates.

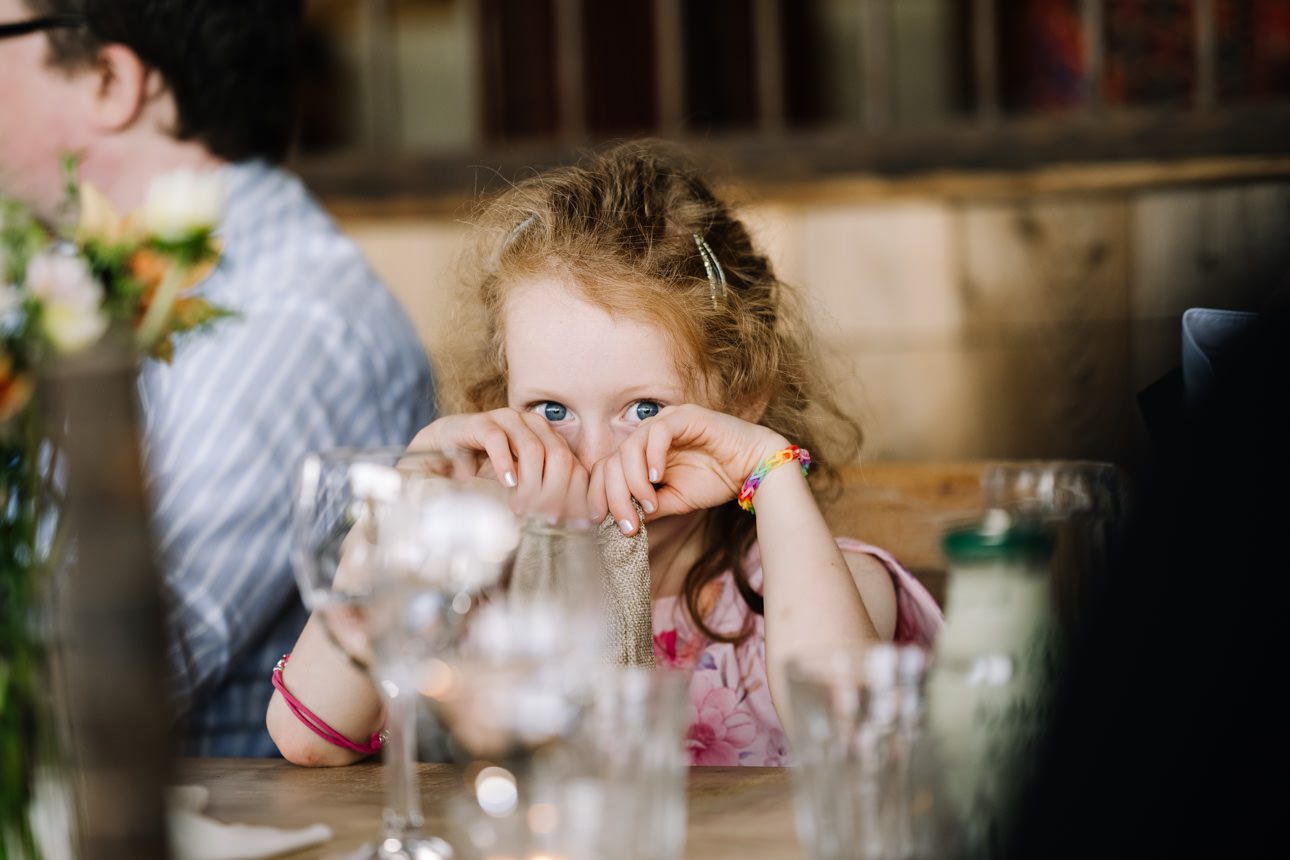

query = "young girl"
[{"left": 268, "top": 141, "right": 941, "bottom": 767}]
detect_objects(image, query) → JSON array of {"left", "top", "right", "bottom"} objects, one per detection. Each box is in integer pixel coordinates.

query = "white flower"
[
  {"left": 0, "top": 283, "right": 23, "bottom": 316},
  {"left": 0, "top": 283, "right": 25, "bottom": 336},
  {"left": 143, "top": 168, "right": 224, "bottom": 242},
  {"left": 25, "top": 252, "right": 108, "bottom": 353}
]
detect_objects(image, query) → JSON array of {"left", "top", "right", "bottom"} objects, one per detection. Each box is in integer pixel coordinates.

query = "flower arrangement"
[{"left": 1, "top": 167, "right": 228, "bottom": 858}]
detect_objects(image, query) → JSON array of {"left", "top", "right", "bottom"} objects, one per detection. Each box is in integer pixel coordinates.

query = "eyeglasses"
[{"left": 0, "top": 15, "right": 84, "bottom": 41}]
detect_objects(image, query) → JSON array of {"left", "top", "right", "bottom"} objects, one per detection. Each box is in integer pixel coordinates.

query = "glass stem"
[{"left": 380, "top": 685, "right": 424, "bottom": 834}]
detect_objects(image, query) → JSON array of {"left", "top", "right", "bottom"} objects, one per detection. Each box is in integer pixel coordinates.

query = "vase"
[{"left": 2, "top": 331, "right": 171, "bottom": 859}]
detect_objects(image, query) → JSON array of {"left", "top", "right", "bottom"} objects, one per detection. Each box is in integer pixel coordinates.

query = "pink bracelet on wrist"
[
  {"left": 271, "top": 653, "right": 385, "bottom": 757},
  {"left": 737, "top": 444, "right": 811, "bottom": 514}
]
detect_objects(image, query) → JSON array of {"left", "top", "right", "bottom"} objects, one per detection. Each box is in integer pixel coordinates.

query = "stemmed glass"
[
  {"left": 291, "top": 445, "right": 501, "bottom": 860},
  {"left": 377, "top": 493, "right": 611, "bottom": 860}
]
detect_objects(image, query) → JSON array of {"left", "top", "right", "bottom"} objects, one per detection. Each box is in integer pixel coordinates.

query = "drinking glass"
[
  {"left": 437, "top": 664, "right": 690, "bottom": 860},
  {"left": 578, "top": 665, "right": 690, "bottom": 860},
  {"left": 980, "top": 460, "right": 1127, "bottom": 633},
  {"left": 787, "top": 644, "right": 931, "bottom": 860},
  {"left": 291, "top": 445, "right": 495, "bottom": 860}
]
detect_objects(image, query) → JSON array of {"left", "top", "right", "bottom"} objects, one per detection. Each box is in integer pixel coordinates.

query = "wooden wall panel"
[
  {"left": 343, "top": 216, "right": 472, "bottom": 359},
  {"left": 334, "top": 177, "right": 1290, "bottom": 475},
  {"left": 1130, "top": 183, "right": 1290, "bottom": 390},
  {"left": 756, "top": 201, "right": 960, "bottom": 342},
  {"left": 951, "top": 197, "right": 1135, "bottom": 462}
]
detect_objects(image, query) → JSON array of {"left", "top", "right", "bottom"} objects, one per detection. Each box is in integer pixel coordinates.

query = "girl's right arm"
[
  {"left": 267, "top": 613, "right": 382, "bottom": 766},
  {"left": 409, "top": 408, "right": 591, "bottom": 523},
  {"left": 267, "top": 409, "right": 590, "bottom": 766}
]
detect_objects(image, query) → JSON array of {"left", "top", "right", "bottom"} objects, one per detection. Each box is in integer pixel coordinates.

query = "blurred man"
[
  {"left": 0, "top": 1, "right": 435, "bottom": 754},
  {"left": 1004, "top": 304, "right": 1287, "bottom": 858}
]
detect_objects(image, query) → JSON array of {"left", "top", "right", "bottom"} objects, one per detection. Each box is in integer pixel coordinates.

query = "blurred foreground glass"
[
  {"left": 787, "top": 644, "right": 932, "bottom": 860},
  {"left": 981, "top": 460, "right": 1126, "bottom": 634},
  {"left": 292, "top": 446, "right": 507, "bottom": 860},
  {"left": 378, "top": 489, "right": 686, "bottom": 860},
  {"left": 443, "top": 665, "right": 690, "bottom": 860},
  {"left": 376, "top": 496, "right": 601, "bottom": 859}
]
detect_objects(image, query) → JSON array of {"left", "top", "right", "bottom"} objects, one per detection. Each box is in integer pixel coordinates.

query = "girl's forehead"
[
  {"left": 502, "top": 275, "right": 703, "bottom": 398},
  {"left": 501, "top": 274, "right": 663, "bottom": 338}
]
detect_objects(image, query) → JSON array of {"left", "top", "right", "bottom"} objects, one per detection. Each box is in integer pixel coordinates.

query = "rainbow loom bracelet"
[{"left": 737, "top": 445, "right": 811, "bottom": 514}]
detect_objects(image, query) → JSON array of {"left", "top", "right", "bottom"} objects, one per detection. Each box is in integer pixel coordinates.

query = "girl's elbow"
[{"left": 266, "top": 698, "right": 362, "bottom": 768}]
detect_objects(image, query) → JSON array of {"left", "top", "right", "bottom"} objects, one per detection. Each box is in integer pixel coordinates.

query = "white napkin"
[{"left": 168, "top": 784, "right": 333, "bottom": 860}]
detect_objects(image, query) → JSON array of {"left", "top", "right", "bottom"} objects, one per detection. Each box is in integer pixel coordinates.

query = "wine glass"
[
  {"left": 376, "top": 498, "right": 611, "bottom": 860},
  {"left": 291, "top": 445, "right": 493, "bottom": 860}
]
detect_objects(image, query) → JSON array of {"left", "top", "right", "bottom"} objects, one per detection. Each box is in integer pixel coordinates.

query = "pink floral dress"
[{"left": 651, "top": 538, "right": 942, "bottom": 767}]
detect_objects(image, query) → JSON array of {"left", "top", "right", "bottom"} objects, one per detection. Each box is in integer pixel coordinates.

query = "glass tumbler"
[{"left": 787, "top": 644, "right": 931, "bottom": 860}]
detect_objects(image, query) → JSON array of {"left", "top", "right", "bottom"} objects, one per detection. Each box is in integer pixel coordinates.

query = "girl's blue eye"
[
  {"left": 534, "top": 402, "right": 568, "bottom": 422},
  {"left": 629, "top": 400, "right": 662, "bottom": 422}
]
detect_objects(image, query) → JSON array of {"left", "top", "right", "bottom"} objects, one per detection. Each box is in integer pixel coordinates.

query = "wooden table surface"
[{"left": 178, "top": 758, "right": 805, "bottom": 860}]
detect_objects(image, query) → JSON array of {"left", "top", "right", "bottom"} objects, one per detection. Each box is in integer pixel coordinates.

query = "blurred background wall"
[{"left": 289, "top": 0, "right": 1290, "bottom": 473}]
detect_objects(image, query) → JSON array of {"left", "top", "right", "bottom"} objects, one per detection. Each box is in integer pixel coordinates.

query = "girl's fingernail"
[
  {"left": 641, "top": 499, "right": 656, "bottom": 514},
  {"left": 619, "top": 518, "right": 634, "bottom": 535},
  {"left": 503, "top": 471, "right": 517, "bottom": 488},
  {"left": 649, "top": 468, "right": 660, "bottom": 483},
  {"left": 546, "top": 513, "right": 560, "bottom": 526}
]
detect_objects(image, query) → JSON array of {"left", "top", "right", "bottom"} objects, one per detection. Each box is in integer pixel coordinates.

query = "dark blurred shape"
[
  {"left": 1105, "top": 0, "right": 1196, "bottom": 106},
  {"left": 999, "top": 0, "right": 1290, "bottom": 112},
  {"left": 682, "top": 0, "right": 758, "bottom": 130},
  {"left": 295, "top": 15, "right": 351, "bottom": 153},
  {"left": 480, "top": 0, "right": 560, "bottom": 140},
  {"left": 584, "top": 1, "right": 657, "bottom": 135},
  {"left": 1003, "top": 305, "right": 1288, "bottom": 857},
  {"left": 1218, "top": 0, "right": 1290, "bottom": 103},
  {"left": 1000, "top": 0, "right": 1088, "bottom": 112}
]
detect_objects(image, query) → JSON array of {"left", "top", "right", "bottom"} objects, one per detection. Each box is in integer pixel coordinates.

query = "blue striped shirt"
[{"left": 137, "top": 162, "right": 435, "bottom": 756}]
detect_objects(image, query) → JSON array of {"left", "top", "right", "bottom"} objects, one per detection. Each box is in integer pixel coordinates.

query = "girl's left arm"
[{"left": 751, "top": 463, "right": 894, "bottom": 708}]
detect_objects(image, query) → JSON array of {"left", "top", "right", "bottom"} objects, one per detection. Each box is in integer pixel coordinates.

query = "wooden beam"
[
  {"left": 293, "top": 106, "right": 1290, "bottom": 209},
  {"left": 1080, "top": 0, "right": 1105, "bottom": 112},
  {"left": 860, "top": 0, "right": 894, "bottom": 131},
  {"left": 1195, "top": 0, "right": 1217, "bottom": 112},
  {"left": 462, "top": 0, "right": 486, "bottom": 146},
  {"left": 753, "top": 0, "right": 786, "bottom": 134},
  {"left": 973, "top": 0, "right": 1000, "bottom": 122},
  {"left": 359, "top": 0, "right": 399, "bottom": 150},
  {"left": 554, "top": 0, "right": 587, "bottom": 143},
  {"left": 654, "top": 0, "right": 685, "bottom": 136}
]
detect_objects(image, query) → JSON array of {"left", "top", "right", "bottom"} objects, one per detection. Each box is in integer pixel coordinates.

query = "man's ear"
[{"left": 88, "top": 44, "right": 154, "bottom": 132}]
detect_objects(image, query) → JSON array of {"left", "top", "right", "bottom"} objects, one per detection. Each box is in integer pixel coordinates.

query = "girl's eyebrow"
[{"left": 619, "top": 384, "right": 686, "bottom": 400}]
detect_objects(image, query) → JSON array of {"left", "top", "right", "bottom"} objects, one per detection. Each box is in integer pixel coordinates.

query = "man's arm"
[{"left": 140, "top": 298, "right": 431, "bottom": 717}]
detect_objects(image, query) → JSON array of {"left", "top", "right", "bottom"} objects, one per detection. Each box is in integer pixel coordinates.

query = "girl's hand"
[
  {"left": 408, "top": 409, "right": 589, "bottom": 522},
  {"left": 587, "top": 404, "right": 789, "bottom": 533}
]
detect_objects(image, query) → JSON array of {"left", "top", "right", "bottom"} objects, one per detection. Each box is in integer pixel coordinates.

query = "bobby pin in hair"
[
  {"left": 492, "top": 213, "right": 537, "bottom": 268},
  {"left": 505, "top": 214, "right": 538, "bottom": 250},
  {"left": 692, "top": 233, "right": 727, "bottom": 308}
]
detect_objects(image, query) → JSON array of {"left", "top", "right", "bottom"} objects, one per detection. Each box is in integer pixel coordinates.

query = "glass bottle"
[{"left": 920, "top": 512, "right": 1057, "bottom": 860}]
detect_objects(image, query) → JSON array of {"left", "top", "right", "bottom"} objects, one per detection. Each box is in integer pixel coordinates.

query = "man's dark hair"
[{"left": 26, "top": 0, "right": 303, "bottom": 163}]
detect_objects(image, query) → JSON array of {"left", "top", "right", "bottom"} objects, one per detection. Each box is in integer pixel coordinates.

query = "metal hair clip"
[
  {"left": 692, "top": 233, "right": 726, "bottom": 308},
  {"left": 506, "top": 214, "right": 538, "bottom": 248},
  {"left": 492, "top": 214, "right": 537, "bottom": 268}
]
